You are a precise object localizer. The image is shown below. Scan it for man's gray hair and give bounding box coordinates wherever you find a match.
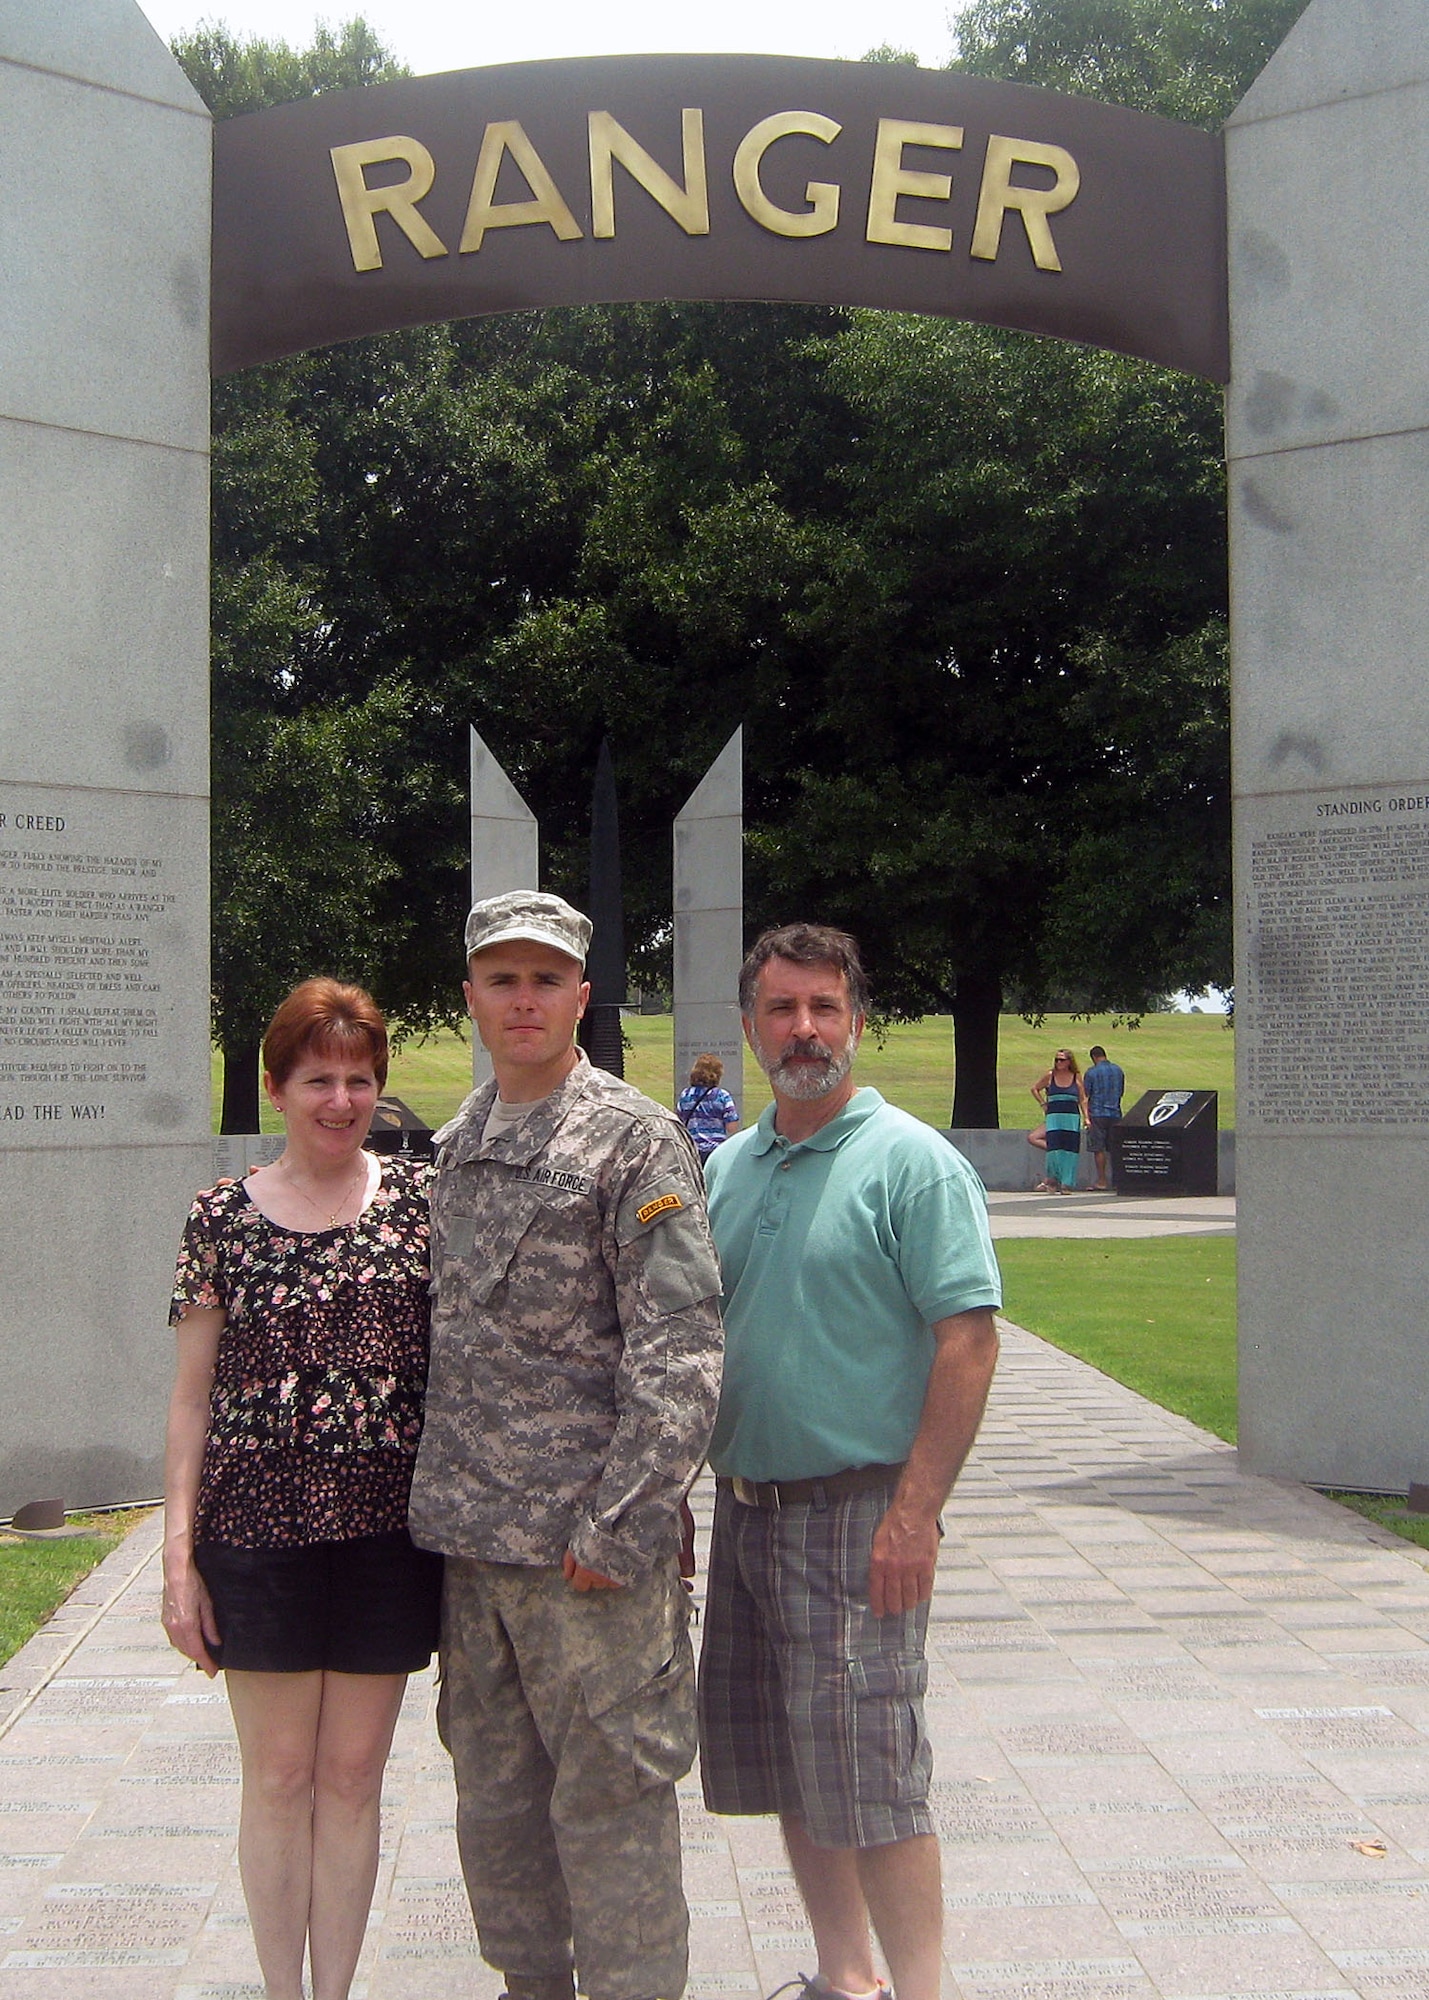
[737,923,871,1017]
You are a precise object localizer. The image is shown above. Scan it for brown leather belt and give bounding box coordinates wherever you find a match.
[722,1462,905,1511]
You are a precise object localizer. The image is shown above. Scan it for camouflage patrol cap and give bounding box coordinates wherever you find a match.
[464,890,592,967]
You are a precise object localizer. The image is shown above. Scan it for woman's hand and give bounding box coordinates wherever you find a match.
[161,1554,221,1676]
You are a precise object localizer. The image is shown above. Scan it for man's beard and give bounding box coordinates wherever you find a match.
[751,1028,857,1101]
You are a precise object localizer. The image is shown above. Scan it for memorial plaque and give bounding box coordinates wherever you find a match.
[1118,1916,1300,1935]
[1050,1800,1193,1817]
[1196,1776,1346,1811]
[1158,1616,1280,1646]
[1272,1877,1429,1899]
[3,1880,210,1969]
[0,1754,122,1767]
[1241,787,1429,1132]
[932,1782,1054,1844]
[0,1795,103,1813]
[1218,1818,1376,1850]
[0,789,208,1146]
[1002,1723,1143,1756]
[937,1621,1054,1652]
[380,1877,480,1959]
[173,1987,265,1999]
[124,1741,240,1778]
[1110,1090,1219,1194]
[1255,1705,1423,1750]
[1337,1950,1429,1969]
[949,1955,1148,1997]
[946,1889,1099,1910]
[1092,1663,1226,1697]
[32,1675,175,1720]
[1092,1863,1283,1924]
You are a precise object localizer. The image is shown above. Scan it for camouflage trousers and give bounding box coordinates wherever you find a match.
[437,1553,696,2000]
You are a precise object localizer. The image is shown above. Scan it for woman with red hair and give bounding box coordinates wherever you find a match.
[161,978,440,2000]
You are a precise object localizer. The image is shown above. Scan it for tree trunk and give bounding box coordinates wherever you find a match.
[951,972,1002,1129]
[220,1038,262,1134]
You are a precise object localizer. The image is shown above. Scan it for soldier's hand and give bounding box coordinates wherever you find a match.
[562,1549,622,1591]
[868,1506,939,1618]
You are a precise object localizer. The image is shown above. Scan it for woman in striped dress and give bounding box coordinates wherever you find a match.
[1031,1049,1088,1192]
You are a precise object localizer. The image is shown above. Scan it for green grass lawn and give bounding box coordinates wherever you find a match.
[0,1511,151,1668]
[995,1236,1238,1444]
[211,1009,1236,1135]
[1323,1492,1429,1553]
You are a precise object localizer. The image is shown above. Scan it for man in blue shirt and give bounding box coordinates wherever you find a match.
[1084,1044,1126,1190]
[698,923,1001,2000]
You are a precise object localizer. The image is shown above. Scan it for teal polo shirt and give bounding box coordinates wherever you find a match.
[704,1087,1002,1482]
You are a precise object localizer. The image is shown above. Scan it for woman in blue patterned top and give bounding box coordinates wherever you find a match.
[677,1052,740,1162]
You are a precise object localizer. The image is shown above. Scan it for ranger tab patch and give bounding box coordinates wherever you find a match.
[636,1192,684,1225]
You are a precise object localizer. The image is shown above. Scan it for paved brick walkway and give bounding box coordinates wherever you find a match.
[985,1192,1236,1240]
[5,1318,1429,2000]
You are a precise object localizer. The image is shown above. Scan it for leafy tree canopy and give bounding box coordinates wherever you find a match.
[178,8,1263,1128]
[951,0,1311,127]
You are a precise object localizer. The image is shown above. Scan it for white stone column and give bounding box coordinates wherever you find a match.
[1227,0,1429,1488]
[673,729,744,1120]
[469,726,538,1087]
[0,3,212,1513]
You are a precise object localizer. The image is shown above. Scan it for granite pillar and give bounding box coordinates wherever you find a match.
[673,729,744,1120]
[579,738,627,1077]
[0,2,212,1514]
[468,725,538,1088]
[1227,0,1429,1488]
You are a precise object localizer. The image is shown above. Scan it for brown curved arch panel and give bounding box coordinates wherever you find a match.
[211,53,1227,381]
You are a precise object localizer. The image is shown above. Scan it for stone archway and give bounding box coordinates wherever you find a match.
[2,0,1422,1514]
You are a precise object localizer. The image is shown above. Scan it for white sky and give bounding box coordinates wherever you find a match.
[135,0,964,77]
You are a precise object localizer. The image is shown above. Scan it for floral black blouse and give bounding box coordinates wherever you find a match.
[170,1156,433,1549]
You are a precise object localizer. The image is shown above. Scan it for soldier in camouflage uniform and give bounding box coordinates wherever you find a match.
[408,891,723,2000]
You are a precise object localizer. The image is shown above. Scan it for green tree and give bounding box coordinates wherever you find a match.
[950,0,1311,126]
[179,8,1272,1133]
[747,315,1231,1124]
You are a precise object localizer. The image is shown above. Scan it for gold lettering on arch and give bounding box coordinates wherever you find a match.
[460,121,583,253]
[732,112,842,238]
[330,136,449,271]
[971,135,1080,270]
[588,109,709,237]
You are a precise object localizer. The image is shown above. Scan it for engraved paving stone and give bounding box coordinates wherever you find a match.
[2,1881,212,1968]
[379,1877,481,1959]
[28,1677,176,1720]
[932,1781,1055,1845]
[1255,1707,1428,1751]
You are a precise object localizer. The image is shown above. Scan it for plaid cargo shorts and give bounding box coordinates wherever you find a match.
[697,1478,934,1848]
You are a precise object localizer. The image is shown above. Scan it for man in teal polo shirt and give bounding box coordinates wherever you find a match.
[698,923,1001,2000]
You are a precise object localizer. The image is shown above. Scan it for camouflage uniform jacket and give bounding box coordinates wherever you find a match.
[408,1052,724,1585]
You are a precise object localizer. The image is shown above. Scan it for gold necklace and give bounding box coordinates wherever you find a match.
[280,1155,367,1227]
